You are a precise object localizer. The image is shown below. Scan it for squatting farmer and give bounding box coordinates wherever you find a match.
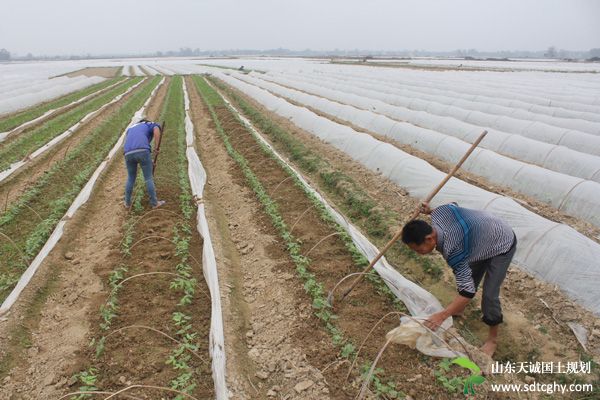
[401,202,517,357]
[123,119,165,209]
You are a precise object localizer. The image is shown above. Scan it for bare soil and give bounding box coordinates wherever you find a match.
[70,77,213,398]
[66,67,121,78]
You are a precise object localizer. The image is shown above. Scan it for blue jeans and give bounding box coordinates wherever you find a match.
[124,150,158,207]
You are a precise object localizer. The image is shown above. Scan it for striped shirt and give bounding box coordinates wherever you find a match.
[431,203,515,298]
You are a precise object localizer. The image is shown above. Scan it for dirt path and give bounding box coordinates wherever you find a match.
[0,78,169,399]
[188,76,332,399]
[0,78,149,210]
[66,67,121,78]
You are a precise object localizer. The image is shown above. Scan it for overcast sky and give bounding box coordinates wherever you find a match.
[1,0,599,56]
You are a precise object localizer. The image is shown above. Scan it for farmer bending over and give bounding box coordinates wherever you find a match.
[401,202,517,357]
[123,119,165,209]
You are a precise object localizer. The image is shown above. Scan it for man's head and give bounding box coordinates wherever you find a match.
[401,220,437,255]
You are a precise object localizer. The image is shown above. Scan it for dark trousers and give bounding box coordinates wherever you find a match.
[469,234,517,326]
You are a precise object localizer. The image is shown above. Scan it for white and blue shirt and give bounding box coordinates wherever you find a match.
[431,203,515,298]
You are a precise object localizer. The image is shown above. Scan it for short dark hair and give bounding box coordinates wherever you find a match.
[401,220,432,245]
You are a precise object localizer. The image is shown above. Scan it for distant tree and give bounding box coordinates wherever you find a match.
[590,48,600,58]
[544,46,557,58]
[0,48,10,60]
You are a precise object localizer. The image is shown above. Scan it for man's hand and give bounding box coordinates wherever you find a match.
[419,202,433,215]
[424,310,449,331]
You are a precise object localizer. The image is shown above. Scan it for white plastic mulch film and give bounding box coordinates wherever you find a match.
[215,72,600,317]
[182,80,228,399]
[0,79,146,184]
[0,75,105,116]
[209,80,462,358]
[0,78,165,316]
[255,71,600,182]
[0,79,125,143]
[232,72,600,227]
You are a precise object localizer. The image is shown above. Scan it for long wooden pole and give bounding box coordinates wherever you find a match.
[152,121,165,175]
[335,130,488,304]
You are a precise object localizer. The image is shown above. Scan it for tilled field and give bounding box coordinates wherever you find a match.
[0,73,598,400]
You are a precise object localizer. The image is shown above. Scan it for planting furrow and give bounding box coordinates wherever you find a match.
[69,76,213,399]
[0,77,144,179]
[192,75,463,398]
[0,77,125,143]
[0,77,161,304]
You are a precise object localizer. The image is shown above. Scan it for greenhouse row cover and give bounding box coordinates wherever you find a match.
[216,71,600,316]
[403,59,600,74]
[259,71,600,183]
[324,70,600,124]
[236,72,600,227]
[0,75,105,116]
[284,71,600,157]
[319,72,600,133]
[339,66,600,104]
[318,67,600,114]
[270,72,600,180]
[0,75,98,101]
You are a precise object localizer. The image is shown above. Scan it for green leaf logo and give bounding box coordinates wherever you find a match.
[452,356,485,395]
[452,356,481,373]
